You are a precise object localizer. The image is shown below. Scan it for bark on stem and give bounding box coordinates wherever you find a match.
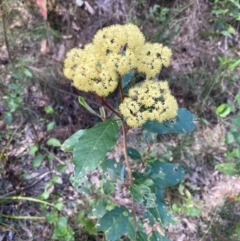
[121,121,132,182]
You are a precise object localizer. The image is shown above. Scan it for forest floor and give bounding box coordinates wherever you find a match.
[0,0,240,240]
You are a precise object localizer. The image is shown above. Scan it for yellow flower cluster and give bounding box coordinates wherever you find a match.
[63,24,172,96]
[119,80,178,127]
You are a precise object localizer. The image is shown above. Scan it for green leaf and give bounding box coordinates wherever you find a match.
[212,9,229,15]
[216,103,233,118]
[122,70,134,88]
[125,218,145,240]
[183,152,195,162]
[143,108,197,134]
[46,137,61,147]
[102,180,115,195]
[61,129,85,152]
[215,162,240,176]
[52,175,63,184]
[150,231,170,241]
[227,147,240,159]
[220,30,232,38]
[130,183,156,208]
[47,121,56,131]
[236,222,240,235]
[148,188,172,225]
[33,154,44,167]
[225,132,235,144]
[57,164,67,172]
[100,159,123,175]
[228,58,240,70]
[24,68,33,78]
[235,91,240,106]
[52,217,74,240]
[183,206,201,217]
[143,130,157,144]
[78,96,101,117]
[4,112,12,124]
[136,231,148,241]
[46,212,58,224]
[107,168,117,181]
[85,219,97,235]
[55,202,64,211]
[92,199,107,218]
[47,152,55,161]
[232,115,240,128]
[97,207,130,241]
[232,131,240,144]
[44,106,54,114]
[125,219,135,240]
[29,145,39,156]
[73,120,118,178]
[127,147,141,160]
[146,161,185,189]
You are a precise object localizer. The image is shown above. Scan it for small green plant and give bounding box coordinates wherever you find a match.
[211,0,240,38]
[215,90,240,176]
[172,184,202,217]
[61,24,196,240]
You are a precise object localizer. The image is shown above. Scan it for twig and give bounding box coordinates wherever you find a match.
[1,2,12,63]
[97,96,122,118]
[0,171,51,198]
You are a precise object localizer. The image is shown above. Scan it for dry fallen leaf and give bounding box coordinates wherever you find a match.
[36,0,48,20]
[0,120,6,131]
[53,43,66,62]
[84,1,95,15]
[40,39,49,55]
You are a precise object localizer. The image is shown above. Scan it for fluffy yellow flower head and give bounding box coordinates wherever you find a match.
[63,23,173,97]
[93,23,145,76]
[136,43,172,78]
[119,80,178,127]
[63,44,118,96]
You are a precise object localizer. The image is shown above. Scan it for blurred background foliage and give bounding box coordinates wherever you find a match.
[0,0,239,240]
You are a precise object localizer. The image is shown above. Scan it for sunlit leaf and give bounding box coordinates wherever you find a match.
[61,129,85,152]
[44,106,54,114]
[52,175,62,184]
[78,96,101,118]
[47,121,56,131]
[215,162,240,176]
[29,145,39,156]
[216,103,234,118]
[46,137,61,147]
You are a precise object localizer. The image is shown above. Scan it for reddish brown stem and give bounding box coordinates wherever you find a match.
[97,96,122,118]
